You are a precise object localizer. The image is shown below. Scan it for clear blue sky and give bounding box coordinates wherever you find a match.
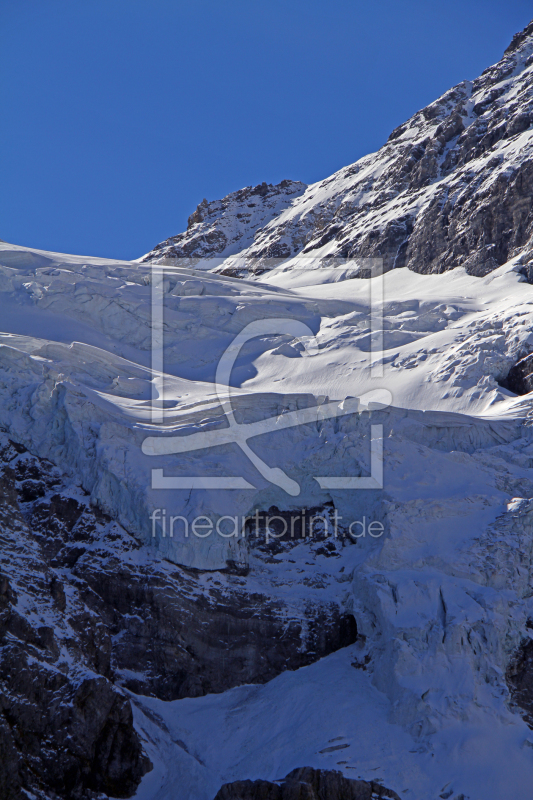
[1,1,532,260]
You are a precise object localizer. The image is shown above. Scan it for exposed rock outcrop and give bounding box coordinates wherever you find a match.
[502,352,533,395]
[75,555,358,701]
[0,432,359,796]
[141,179,307,265]
[0,440,151,800]
[140,18,533,281]
[213,767,401,800]
[507,633,533,727]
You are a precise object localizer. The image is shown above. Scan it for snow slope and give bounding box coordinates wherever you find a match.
[131,644,533,800]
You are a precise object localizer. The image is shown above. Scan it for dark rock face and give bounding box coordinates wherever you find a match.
[75,554,358,701]
[0,662,147,799]
[502,353,533,395]
[213,767,401,800]
[0,433,359,796]
[0,441,151,799]
[506,635,533,726]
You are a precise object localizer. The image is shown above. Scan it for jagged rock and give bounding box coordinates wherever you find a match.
[141,179,307,264]
[213,767,401,800]
[0,443,150,799]
[0,656,149,799]
[160,18,533,280]
[507,634,533,727]
[503,353,533,395]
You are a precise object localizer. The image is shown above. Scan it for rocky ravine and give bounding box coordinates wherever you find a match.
[143,19,533,281]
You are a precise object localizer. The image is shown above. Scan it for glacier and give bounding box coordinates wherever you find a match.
[4,16,533,800]
[3,235,533,799]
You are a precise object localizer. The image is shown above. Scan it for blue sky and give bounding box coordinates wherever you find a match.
[1,1,532,260]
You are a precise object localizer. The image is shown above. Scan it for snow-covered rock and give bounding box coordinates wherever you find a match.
[207,20,533,280]
[3,240,533,799]
[140,179,307,266]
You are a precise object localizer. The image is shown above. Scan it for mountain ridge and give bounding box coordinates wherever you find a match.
[143,17,533,282]
[140,179,306,265]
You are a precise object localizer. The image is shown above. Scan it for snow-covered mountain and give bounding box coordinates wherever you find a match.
[143,20,533,282]
[234,19,533,281]
[141,179,306,266]
[3,17,533,800]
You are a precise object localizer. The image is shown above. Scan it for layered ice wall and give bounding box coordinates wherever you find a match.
[1,241,532,570]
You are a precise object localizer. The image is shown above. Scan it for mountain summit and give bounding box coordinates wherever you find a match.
[144,18,533,281]
[141,179,306,264]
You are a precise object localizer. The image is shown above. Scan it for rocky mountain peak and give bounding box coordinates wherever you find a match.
[504,17,533,55]
[141,178,307,265]
[146,18,533,282]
